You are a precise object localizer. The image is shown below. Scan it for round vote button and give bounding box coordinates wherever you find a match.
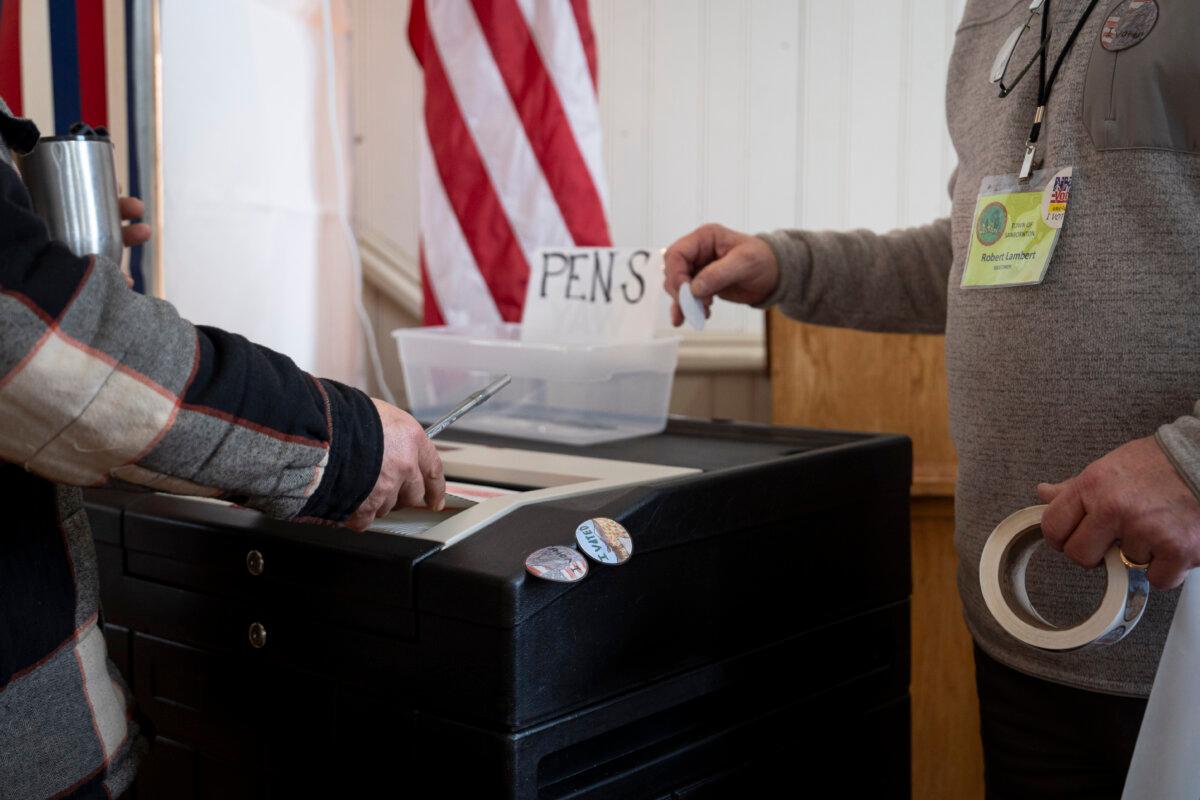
[525,545,589,583]
[575,517,633,565]
[1100,0,1157,52]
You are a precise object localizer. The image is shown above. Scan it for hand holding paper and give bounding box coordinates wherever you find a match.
[347,399,446,531]
[662,223,780,327]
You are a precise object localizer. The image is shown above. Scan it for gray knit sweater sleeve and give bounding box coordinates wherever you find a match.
[756,217,954,334]
[1157,404,1200,501]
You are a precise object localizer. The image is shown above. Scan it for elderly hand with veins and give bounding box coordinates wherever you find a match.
[1038,435,1200,590]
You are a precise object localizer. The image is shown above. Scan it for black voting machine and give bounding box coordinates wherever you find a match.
[88,419,913,798]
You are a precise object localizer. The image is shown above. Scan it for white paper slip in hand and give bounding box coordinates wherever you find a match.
[678,282,706,331]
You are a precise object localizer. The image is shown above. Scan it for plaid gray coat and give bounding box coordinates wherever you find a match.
[0,101,383,799]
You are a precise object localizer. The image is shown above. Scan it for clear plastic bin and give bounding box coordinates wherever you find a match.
[393,323,680,446]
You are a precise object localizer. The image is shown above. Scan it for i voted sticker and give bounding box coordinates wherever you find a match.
[1040,167,1073,230]
[525,545,589,582]
[1100,0,1157,51]
[575,518,633,565]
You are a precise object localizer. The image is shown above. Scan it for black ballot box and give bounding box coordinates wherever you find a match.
[89,419,913,799]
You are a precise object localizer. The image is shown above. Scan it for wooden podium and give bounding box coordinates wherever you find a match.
[769,312,984,800]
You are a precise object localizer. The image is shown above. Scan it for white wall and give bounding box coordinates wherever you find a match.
[161,0,364,386]
[353,0,966,345]
[592,0,965,332]
[352,0,424,314]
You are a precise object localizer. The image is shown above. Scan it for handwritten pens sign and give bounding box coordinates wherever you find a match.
[520,248,664,344]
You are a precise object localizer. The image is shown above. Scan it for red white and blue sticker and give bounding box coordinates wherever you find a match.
[1040,167,1073,230]
[575,518,633,565]
[1100,0,1157,51]
[525,545,589,582]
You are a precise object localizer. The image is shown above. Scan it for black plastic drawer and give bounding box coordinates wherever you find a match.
[115,494,436,638]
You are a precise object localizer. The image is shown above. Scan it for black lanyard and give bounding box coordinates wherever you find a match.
[1019,0,1101,178]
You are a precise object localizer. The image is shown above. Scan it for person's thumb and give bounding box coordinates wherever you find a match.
[690,248,753,299]
[1037,480,1067,503]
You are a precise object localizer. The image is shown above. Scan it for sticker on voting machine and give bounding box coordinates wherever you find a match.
[521,248,664,344]
[961,167,1073,289]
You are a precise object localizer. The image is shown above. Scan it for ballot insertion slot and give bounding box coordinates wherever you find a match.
[367,439,698,547]
[366,479,525,537]
[156,441,695,547]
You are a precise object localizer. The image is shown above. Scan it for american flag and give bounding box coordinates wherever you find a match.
[0,0,150,292]
[408,0,611,326]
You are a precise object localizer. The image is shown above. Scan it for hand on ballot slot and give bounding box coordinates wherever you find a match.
[662,223,780,327]
[345,399,447,531]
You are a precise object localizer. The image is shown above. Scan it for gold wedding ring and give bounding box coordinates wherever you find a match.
[1119,548,1151,571]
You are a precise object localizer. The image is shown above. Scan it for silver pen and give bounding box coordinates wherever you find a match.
[423,375,512,439]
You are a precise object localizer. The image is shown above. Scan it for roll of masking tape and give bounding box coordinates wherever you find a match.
[979,505,1150,651]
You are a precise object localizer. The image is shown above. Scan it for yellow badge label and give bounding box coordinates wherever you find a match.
[961,167,1072,289]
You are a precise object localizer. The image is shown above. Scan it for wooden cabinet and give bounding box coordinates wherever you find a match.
[769,312,984,800]
[769,316,955,497]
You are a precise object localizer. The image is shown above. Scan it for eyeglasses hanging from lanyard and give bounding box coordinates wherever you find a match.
[990,0,1051,97]
[989,0,1101,179]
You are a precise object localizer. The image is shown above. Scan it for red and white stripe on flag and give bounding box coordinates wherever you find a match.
[0,0,119,135]
[0,0,131,184]
[408,0,611,326]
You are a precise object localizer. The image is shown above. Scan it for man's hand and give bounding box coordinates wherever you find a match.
[662,223,779,327]
[120,197,151,247]
[345,399,446,531]
[1038,436,1200,590]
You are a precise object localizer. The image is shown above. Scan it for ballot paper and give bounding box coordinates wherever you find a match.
[520,247,665,344]
[442,480,517,505]
[677,281,706,331]
[1122,572,1200,800]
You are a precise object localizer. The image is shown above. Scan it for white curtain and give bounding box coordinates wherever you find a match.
[161,0,363,387]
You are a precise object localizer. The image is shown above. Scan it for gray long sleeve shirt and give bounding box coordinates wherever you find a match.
[760,0,1200,696]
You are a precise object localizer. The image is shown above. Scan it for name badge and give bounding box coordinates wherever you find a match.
[961,167,1073,289]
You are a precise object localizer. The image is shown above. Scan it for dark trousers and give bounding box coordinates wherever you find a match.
[974,644,1149,800]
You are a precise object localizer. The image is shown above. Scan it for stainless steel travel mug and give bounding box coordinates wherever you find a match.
[18,126,123,265]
